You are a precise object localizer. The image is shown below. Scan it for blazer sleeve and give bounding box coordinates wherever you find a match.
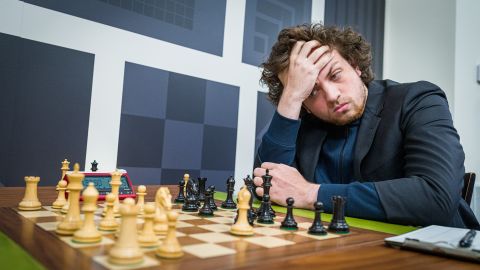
[374,81,465,226]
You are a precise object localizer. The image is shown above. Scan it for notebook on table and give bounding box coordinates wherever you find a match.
[385,225,480,262]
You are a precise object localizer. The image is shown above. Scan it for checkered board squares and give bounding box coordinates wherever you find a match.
[183,243,236,258]
[17,203,350,270]
[94,255,159,270]
[117,65,240,189]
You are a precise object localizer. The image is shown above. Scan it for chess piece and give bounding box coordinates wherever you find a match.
[154,187,171,235]
[90,160,98,172]
[136,185,146,216]
[156,210,184,259]
[103,169,122,217]
[221,176,237,209]
[257,194,274,224]
[52,179,68,209]
[230,186,254,236]
[182,178,199,212]
[174,179,185,203]
[73,182,102,243]
[208,185,218,211]
[18,176,42,211]
[138,202,159,248]
[60,159,70,179]
[308,202,327,235]
[197,177,207,202]
[99,193,119,231]
[259,170,275,217]
[328,196,349,233]
[61,190,70,214]
[108,198,144,265]
[280,197,298,230]
[198,188,214,216]
[243,175,257,225]
[56,163,84,235]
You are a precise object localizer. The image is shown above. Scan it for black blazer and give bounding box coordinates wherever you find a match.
[259,80,479,229]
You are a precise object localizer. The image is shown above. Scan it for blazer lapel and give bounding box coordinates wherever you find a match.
[353,81,385,180]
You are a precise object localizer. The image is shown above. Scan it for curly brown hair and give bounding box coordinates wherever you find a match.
[261,23,374,106]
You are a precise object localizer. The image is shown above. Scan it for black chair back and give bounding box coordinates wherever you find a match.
[462,172,476,206]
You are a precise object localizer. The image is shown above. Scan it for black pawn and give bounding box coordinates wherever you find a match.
[308,202,327,235]
[90,160,98,172]
[280,197,298,230]
[197,177,207,202]
[257,194,274,224]
[174,180,185,203]
[208,185,218,211]
[221,176,237,209]
[328,196,349,233]
[198,188,214,216]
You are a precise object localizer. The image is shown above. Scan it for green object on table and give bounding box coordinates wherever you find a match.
[214,191,417,235]
[0,230,46,270]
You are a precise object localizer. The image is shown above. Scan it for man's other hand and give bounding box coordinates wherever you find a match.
[253,162,319,210]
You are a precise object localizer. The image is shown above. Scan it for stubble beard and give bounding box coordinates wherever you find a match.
[330,84,368,126]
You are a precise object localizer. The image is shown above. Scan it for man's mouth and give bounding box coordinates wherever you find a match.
[334,103,349,113]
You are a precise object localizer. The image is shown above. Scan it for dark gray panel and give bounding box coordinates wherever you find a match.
[161,169,200,185]
[117,114,164,167]
[120,166,162,185]
[122,62,168,119]
[324,0,385,79]
[201,125,236,171]
[0,33,94,186]
[255,92,276,155]
[200,170,234,192]
[162,120,203,170]
[243,0,312,66]
[204,81,239,128]
[25,0,226,56]
[166,72,206,123]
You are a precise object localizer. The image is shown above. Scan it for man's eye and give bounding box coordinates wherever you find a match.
[331,72,341,81]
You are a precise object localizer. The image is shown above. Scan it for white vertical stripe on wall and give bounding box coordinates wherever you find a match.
[85,55,125,171]
[312,0,325,23]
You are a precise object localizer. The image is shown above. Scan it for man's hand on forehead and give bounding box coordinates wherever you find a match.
[276,40,334,120]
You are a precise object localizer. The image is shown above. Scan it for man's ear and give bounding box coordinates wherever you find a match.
[355,66,362,77]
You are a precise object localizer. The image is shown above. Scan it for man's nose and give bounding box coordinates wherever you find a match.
[323,84,340,103]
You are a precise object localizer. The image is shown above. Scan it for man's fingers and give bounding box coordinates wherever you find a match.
[297,40,321,59]
[314,51,334,73]
[255,187,264,197]
[290,41,306,61]
[261,162,277,170]
[306,45,329,64]
[253,167,266,178]
[253,176,263,187]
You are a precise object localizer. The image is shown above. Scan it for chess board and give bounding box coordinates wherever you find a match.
[12,202,355,270]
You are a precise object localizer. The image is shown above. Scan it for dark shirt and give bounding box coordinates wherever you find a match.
[258,111,386,221]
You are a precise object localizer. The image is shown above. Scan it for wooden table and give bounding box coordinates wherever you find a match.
[0,186,478,270]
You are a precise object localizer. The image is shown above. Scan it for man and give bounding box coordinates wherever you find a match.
[254,23,479,228]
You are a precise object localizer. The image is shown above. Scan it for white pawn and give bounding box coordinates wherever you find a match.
[230,185,254,236]
[155,210,183,258]
[18,176,42,211]
[73,183,102,243]
[138,203,159,248]
[99,193,119,232]
[52,180,68,209]
[108,198,144,265]
[136,185,147,216]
